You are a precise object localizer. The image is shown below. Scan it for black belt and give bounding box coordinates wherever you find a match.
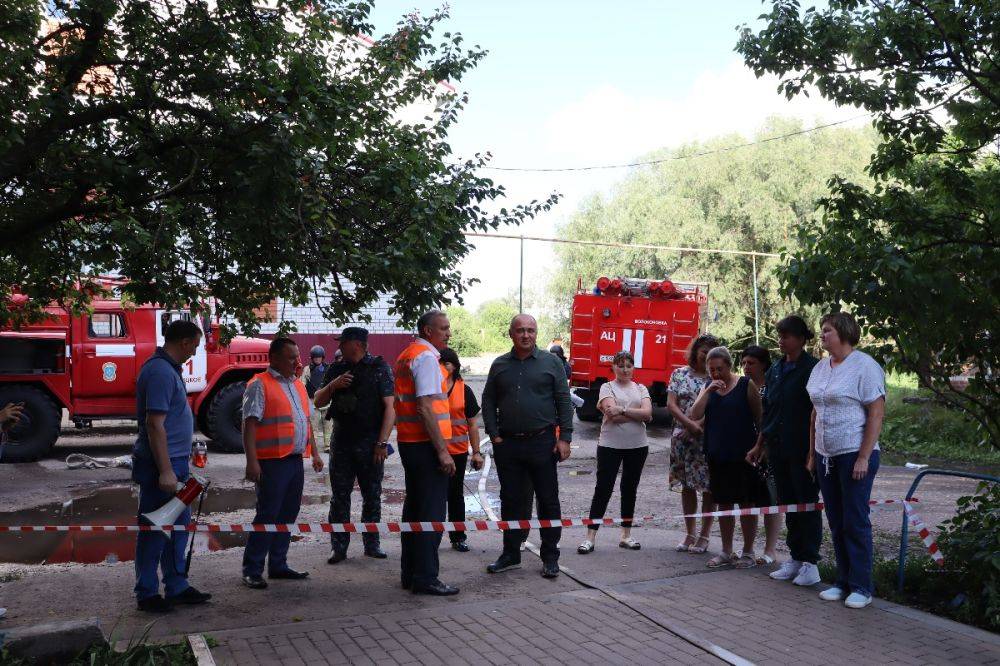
[500,426,553,439]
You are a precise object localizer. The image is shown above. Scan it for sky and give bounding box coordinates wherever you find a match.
[366,1,860,309]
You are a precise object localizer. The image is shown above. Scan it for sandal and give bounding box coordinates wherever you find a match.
[619,537,641,551]
[688,535,709,555]
[675,534,695,552]
[707,552,734,568]
[577,540,595,554]
[733,552,757,569]
[756,553,776,566]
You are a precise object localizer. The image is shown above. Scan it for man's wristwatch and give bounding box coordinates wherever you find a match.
[375,441,388,449]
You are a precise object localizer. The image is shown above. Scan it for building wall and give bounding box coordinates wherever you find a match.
[259,292,414,363]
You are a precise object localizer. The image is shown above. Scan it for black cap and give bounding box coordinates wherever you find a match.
[336,327,368,343]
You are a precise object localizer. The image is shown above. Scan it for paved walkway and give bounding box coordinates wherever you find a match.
[207,529,1000,666]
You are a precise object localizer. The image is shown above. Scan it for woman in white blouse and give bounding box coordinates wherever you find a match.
[577,351,652,554]
[806,312,885,610]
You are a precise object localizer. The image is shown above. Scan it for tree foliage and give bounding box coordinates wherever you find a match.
[0,0,556,335]
[550,117,877,345]
[738,0,1000,447]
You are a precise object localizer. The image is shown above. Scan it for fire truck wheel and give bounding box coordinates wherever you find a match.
[207,381,246,453]
[0,384,61,463]
[574,388,603,422]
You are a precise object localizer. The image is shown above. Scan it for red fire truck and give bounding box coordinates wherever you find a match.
[0,287,271,462]
[569,276,708,421]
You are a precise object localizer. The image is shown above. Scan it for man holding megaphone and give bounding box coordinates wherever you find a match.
[132,319,213,613]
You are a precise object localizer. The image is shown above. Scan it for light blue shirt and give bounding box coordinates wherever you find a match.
[242,368,309,454]
[806,350,885,457]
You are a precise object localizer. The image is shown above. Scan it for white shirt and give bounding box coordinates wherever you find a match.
[598,381,650,450]
[806,350,885,457]
[410,338,445,398]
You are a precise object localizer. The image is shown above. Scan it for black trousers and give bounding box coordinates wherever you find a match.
[328,441,384,553]
[588,446,649,529]
[399,442,448,587]
[770,455,822,564]
[446,452,469,543]
[494,429,561,564]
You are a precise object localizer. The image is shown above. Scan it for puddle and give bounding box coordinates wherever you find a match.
[0,485,325,566]
[379,486,500,517]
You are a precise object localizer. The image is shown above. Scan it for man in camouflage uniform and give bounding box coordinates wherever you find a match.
[301,345,332,452]
[313,327,395,562]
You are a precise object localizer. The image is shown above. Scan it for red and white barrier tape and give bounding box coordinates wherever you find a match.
[680,497,916,519]
[903,501,945,567]
[0,517,622,534]
[0,498,921,534]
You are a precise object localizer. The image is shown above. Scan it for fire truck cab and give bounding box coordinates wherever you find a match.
[0,288,271,462]
[569,276,707,421]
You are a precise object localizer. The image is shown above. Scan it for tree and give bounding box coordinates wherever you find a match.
[444,304,482,357]
[0,0,556,335]
[738,1,1000,447]
[550,117,878,345]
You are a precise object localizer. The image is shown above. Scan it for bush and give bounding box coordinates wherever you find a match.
[937,481,1000,630]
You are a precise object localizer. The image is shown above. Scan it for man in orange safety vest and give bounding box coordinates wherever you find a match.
[240,337,324,590]
[394,309,458,596]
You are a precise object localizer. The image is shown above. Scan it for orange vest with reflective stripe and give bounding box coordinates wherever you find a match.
[394,341,452,443]
[447,378,470,455]
[247,371,312,460]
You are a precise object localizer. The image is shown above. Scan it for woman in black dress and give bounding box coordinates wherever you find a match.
[689,347,766,568]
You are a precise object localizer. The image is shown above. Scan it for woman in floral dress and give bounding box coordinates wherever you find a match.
[667,334,719,553]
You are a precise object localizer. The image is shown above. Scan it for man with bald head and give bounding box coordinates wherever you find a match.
[481,314,573,578]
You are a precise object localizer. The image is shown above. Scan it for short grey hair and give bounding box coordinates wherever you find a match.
[706,346,733,367]
[508,313,537,333]
[416,309,446,337]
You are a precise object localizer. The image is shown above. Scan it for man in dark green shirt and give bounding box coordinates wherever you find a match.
[482,314,572,578]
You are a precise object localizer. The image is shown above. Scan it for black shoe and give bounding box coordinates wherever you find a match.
[401,579,412,590]
[486,554,521,574]
[451,541,471,553]
[269,568,309,580]
[166,586,212,605]
[327,549,347,564]
[541,562,560,579]
[364,546,387,559]
[412,580,459,596]
[137,595,174,613]
[242,575,268,590]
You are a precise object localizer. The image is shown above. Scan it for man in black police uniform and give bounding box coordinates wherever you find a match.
[313,327,395,563]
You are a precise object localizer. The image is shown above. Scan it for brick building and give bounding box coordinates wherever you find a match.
[258,292,413,363]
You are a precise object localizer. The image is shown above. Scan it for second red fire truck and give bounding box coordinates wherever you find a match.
[569,276,708,421]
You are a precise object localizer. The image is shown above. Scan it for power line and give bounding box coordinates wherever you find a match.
[465,232,780,259]
[475,113,872,173]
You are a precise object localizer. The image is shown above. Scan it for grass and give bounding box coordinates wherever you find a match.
[880,372,1000,468]
[1,642,195,666]
[818,554,998,632]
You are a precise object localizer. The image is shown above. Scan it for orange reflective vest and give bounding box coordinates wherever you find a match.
[447,378,470,455]
[247,371,312,460]
[394,341,452,443]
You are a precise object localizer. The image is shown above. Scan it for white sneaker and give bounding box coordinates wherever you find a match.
[844,592,872,609]
[0,607,6,620]
[819,586,846,601]
[769,559,802,581]
[793,562,821,586]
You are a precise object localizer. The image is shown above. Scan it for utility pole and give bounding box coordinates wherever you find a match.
[519,235,524,313]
